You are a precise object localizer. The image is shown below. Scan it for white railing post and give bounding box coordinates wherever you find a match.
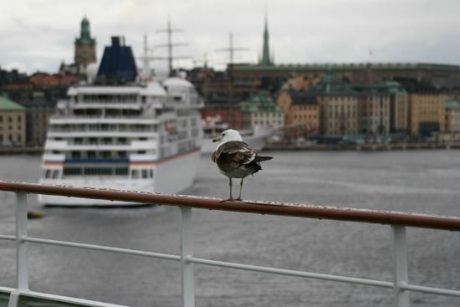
[8,192,29,307]
[180,207,195,307]
[392,225,410,307]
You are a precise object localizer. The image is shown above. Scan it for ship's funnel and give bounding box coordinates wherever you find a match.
[96,36,138,84]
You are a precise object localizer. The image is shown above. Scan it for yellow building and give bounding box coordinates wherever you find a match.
[408,94,446,137]
[277,90,319,140]
[0,96,26,146]
[319,95,358,136]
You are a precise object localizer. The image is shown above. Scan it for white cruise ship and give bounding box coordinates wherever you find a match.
[39,37,203,205]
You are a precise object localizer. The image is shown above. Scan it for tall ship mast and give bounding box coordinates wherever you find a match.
[39,36,203,206]
[156,18,189,76]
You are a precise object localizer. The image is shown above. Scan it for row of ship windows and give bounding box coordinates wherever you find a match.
[51,137,152,144]
[43,168,154,178]
[49,124,158,132]
[74,95,168,103]
[66,150,154,159]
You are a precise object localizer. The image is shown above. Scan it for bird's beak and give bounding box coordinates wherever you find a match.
[212,136,222,143]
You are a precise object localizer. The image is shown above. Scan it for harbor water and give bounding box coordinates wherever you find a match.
[0,150,459,306]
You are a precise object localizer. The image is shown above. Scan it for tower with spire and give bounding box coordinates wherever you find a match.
[74,16,97,74]
[259,11,273,66]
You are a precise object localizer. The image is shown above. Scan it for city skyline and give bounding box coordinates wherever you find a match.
[1,0,460,73]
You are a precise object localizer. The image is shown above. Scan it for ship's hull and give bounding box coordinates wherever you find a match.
[38,150,200,206]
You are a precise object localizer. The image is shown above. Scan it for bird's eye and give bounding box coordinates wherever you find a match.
[222,133,226,136]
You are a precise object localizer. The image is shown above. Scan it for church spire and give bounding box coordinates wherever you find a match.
[259,9,273,66]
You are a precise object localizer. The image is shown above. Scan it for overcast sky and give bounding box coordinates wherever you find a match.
[1,0,460,74]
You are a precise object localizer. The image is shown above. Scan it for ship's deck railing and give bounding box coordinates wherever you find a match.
[0,181,459,307]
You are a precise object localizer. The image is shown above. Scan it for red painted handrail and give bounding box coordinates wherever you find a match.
[1,181,459,231]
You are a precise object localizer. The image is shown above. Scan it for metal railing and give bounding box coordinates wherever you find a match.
[0,181,459,307]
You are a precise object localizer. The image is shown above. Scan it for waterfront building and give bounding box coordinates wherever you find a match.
[240,93,283,129]
[408,93,447,137]
[353,84,391,137]
[17,92,55,146]
[29,72,79,89]
[277,90,319,140]
[443,99,460,138]
[0,96,26,146]
[281,75,315,92]
[0,68,28,88]
[74,16,97,75]
[386,81,409,134]
[309,71,359,137]
[232,63,460,94]
[318,96,359,137]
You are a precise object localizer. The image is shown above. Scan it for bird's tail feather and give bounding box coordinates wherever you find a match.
[254,155,273,162]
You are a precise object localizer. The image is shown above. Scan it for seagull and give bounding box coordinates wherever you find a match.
[211,129,273,201]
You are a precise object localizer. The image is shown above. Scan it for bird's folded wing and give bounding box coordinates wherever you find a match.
[212,141,256,164]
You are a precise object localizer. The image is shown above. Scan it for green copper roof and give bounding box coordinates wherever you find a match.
[240,93,281,113]
[0,96,25,111]
[385,81,407,94]
[75,16,96,44]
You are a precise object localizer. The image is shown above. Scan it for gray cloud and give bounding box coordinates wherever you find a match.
[1,0,459,73]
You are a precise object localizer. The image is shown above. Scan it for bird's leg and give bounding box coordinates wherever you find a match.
[236,178,244,201]
[219,177,235,203]
[229,177,233,200]
[220,177,234,202]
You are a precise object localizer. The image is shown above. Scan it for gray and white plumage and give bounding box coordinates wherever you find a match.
[211,129,272,200]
